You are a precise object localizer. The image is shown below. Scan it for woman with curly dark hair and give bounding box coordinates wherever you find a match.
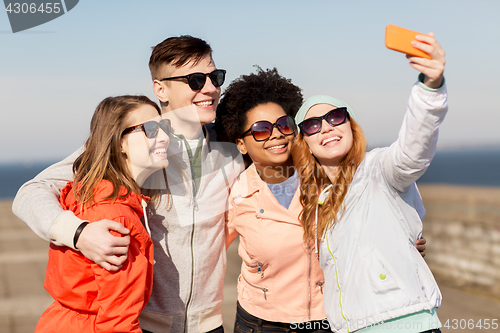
[216,67,331,333]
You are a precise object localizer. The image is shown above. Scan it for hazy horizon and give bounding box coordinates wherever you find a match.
[1,1,499,164]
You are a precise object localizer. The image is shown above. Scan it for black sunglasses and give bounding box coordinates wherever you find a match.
[159,69,226,91]
[241,115,296,142]
[298,107,349,136]
[122,119,172,139]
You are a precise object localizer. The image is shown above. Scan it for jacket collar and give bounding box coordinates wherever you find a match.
[167,125,207,157]
[233,163,302,226]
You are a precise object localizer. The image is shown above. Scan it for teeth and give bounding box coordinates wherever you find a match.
[195,100,213,107]
[154,148,167,154]
[322,136,340,146]
[266,144,286,151]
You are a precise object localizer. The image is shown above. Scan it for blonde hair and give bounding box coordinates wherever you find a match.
[292,118,366,245]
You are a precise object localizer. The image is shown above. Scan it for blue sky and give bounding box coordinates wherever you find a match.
[1,0,499,163]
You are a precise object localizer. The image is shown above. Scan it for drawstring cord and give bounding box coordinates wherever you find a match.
[141,199,151,237]
[315,184,333,254]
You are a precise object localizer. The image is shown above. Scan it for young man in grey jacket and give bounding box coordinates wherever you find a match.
[13,35,244,333]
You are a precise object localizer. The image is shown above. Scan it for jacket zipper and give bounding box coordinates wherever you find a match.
[326,232,350,332]
[308,245,312,320]
[247,262,264,278]
[241,274,269,300]
[183,140,202,333]
[183,199,197,333]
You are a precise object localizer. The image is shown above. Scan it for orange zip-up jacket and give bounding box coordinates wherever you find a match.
[35,180,154,333]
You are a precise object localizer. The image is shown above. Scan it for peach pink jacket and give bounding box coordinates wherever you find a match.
[226,164,326,323]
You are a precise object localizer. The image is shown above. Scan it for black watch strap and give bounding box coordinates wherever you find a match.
[73,222,89,249]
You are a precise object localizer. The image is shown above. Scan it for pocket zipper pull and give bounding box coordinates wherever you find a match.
[257,262,264,278]
[262,287,268,300]
[316,281,325,294]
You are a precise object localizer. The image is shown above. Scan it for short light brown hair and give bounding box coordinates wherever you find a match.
[149,35,213,80]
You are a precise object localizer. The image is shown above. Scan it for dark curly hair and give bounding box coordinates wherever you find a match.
[215,67,303,143]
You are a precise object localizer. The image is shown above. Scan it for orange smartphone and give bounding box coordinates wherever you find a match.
[385,24,431,59]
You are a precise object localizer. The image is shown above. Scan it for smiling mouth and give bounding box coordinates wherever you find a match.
[153,147,167,155]
[322,136,341,146]
[265,144,287,151]
[194,100,213,107]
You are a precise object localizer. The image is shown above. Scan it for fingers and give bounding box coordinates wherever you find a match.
[414,242,426,251]
[75,220,131,271]
[108,234,131,248]
[99,262,117,272]
[415,237,427,258]
[407,59,441,81]
[98,259,126,272]
[406,56,434,70]
[103,253,128,267]
[107,237,130,255]
[415,245,426,257]
[405,33,446,89]
[414,33,436,47]
[91,250,128,272]
[415,237,427,245]
[105,220,130,235]
[413,35,446,62]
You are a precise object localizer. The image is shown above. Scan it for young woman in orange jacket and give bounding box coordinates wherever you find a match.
[35,95,170,332]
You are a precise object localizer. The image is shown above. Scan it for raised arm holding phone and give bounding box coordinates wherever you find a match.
[292,31,447,333]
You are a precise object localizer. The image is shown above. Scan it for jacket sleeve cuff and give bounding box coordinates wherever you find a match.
[51,210,88,250]
[418,73,445,91]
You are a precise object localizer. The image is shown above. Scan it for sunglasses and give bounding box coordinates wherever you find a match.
[241,115,296,142]
[159,69,226,91]
[298,107,349,136]
[122,119,172,139]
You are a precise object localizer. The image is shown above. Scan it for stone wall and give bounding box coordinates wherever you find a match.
[419,184,500,298]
